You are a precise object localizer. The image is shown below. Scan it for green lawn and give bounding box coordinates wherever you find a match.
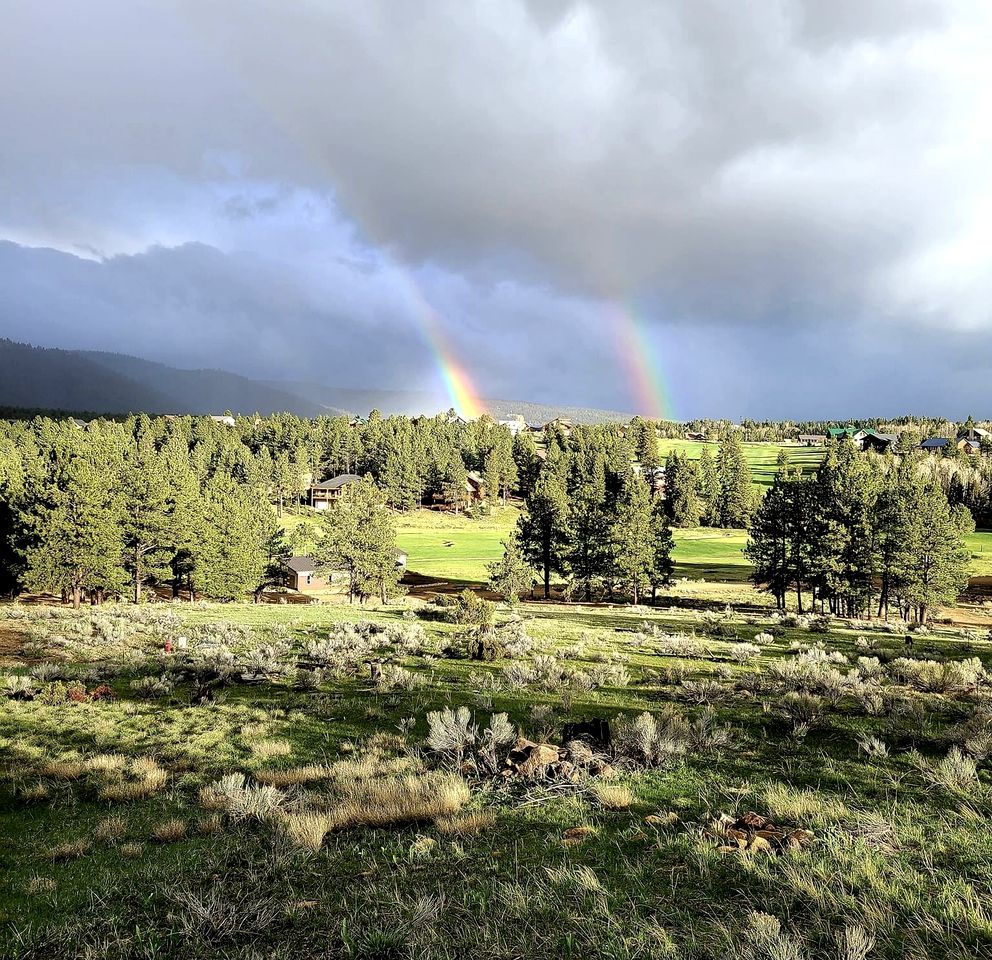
[656,439,825,488]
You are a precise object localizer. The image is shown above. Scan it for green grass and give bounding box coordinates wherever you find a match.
[5,598,992,958]
[656,439,825,488]
[966,531,992,578]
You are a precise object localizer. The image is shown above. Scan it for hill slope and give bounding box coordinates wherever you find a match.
[0,339,632,422]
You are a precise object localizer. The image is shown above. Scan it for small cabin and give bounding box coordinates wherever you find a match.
[284,557,326,592]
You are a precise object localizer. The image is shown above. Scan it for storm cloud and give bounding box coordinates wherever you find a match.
[1,1,990,417]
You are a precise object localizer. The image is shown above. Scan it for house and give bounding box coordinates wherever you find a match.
[283,556,326,592]
[958,438,982,456]
[210,415,236,427]
[465,471,486,501]
[797,434,826,446]
[309,473,362,510]
[921,437,951,453]
[827,426,858,440]
[685,431,707,442]
[856,430,897,453]
[498,416,526,436]
[394,548,408,570]
[543,417,573,437]
[71,418,89,430]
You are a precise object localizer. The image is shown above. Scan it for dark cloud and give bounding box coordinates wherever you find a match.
[0,1,989,416]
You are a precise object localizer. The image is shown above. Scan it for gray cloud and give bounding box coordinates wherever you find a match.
[1,1,990,416]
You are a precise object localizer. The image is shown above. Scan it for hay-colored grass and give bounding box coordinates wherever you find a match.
[435,810,496,837]
[279,810,333,852]
[97,758,168,801]
[327,772,469,830]
[253,764,332,787]
[764,784,848,826]
[250,739,292,759]
[592,782,634,810]
[151,818,187,843]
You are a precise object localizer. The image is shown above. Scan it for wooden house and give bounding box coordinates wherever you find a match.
[309,474,362,510]
[284,557,326,592]
[797,434,826,446]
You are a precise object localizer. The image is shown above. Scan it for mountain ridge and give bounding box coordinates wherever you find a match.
[0,338,634,423]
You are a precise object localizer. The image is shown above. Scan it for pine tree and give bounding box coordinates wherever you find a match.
[566,458,610,600]
[193,473,271,601]
[611,472,654,604]
[21,456,124,607]
[487,538,534,602]
[716,430,754,528]
[315,476,400,603]
[516,456,570,600]
[697,447,720,526]
[665,452,702,527]
[898,482,971,623]
[120,441,174,603]
[647,496,675,604]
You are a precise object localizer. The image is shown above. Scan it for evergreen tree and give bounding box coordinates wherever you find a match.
[647,496,675,604]
[194,474,271,601]
[487,537,534,602]
[516,456,570,599]
[610,472,655,604]
[716,430,754,528]
[120,441,174,603]
[665,452,702,527]
[21,456,124,607]
[566,459,610,601]
[898,483,971,623]
[697,447,720,526]
[315,476,400,603]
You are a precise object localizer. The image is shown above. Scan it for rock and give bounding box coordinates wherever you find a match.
[504,737,561,778]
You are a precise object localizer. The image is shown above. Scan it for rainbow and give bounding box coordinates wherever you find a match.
[398,276,486,419]
[610,304,673,421]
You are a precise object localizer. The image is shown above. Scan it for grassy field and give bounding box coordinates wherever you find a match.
[4,596,992,959]
[656,440,826,489]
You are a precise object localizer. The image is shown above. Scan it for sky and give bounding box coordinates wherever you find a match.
[2,0,991,420]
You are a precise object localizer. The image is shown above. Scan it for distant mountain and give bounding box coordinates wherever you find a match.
[0,339,327,417]
[268,381,634,424]
[0,338,632,423]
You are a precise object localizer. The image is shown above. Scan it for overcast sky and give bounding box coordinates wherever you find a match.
[2,0,991,419]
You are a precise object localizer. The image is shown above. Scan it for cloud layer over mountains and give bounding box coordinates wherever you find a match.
[2,1,990,417]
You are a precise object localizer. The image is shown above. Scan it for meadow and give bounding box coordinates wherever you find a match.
[5,440,992,959]
[4,595,992,959]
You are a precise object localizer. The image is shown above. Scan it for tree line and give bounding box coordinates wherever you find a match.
[746,441,973,623]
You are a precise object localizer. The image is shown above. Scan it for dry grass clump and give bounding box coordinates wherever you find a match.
[94,813,128,843]
[27,876,57,895]
[47,839,91,861]
[196,814,224,835]
[38,758,89,780]
[120,842,145,858]
[249,739,292,759]
[19,782,50,802]
[151,818,188,843]
[97,757,168,801]
[327,771,470,831]
[764,784,848,826]
[253,764,332,787]
[592,782,634,810]
[279,809,333,852]
[435,810,496,837]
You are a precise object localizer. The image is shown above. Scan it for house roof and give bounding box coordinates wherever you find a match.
[921,437,950,448]
[285,556,315,574]
[863,431,898,444]
[311,474,362,491]
[827,426,857,438]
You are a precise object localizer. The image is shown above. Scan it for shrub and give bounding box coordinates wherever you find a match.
[729,642,761,664]
[200,774,284,822]
[913,747,980,793]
